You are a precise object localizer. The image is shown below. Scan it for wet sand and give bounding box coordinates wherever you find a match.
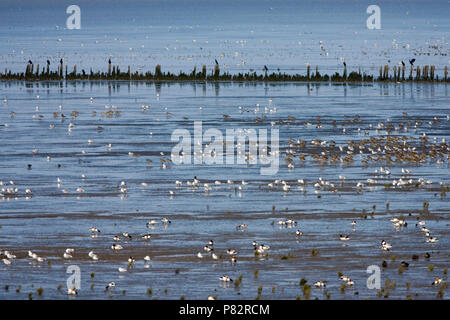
[0,81,449,299]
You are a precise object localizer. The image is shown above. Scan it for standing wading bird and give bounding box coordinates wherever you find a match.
[67,287,78,295]
[381,240,392,251]
[219,275,233,282]
[314,281,327,288]
[105,282,115,291]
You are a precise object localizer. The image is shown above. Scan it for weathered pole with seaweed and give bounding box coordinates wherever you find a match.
[383,65,389,80]
[214,63,220,78]
[202,65,207,78]
[155,64,162,78]
[423,65,428,80]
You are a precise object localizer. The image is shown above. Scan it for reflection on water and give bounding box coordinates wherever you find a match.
[2,80,448,99]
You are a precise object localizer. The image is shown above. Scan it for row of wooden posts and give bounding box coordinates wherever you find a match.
[378,64,447,81]
[8,61,450,82]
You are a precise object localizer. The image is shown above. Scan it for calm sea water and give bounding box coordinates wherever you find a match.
[0,0,449,75]
[0,0,449,300]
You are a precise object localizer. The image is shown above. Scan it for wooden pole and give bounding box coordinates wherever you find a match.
[202,65,206,78]
[155,64,162,77]
[214,63,220,77]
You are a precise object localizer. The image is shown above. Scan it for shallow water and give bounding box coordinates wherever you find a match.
[0,0,449,76]
[0,80,449,299]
